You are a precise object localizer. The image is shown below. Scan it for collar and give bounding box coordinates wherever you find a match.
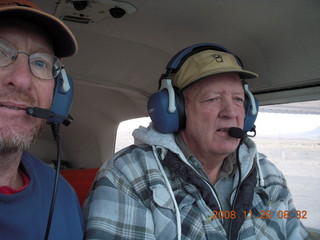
[174,132,238,182]
[0,167,30,195]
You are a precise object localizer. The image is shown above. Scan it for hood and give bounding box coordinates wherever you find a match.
[133,124,263,186]
[133,124,182,154]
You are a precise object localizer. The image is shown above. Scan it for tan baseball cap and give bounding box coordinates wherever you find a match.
[172,49,258,89]
[0,0,77,58]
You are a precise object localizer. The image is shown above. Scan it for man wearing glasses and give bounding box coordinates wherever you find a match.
[0,1,83,239]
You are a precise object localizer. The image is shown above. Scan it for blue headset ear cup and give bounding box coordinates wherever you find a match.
[147,88,185,133]
[49,71,74,124]
[148,90,179,133]
[243,96,259,132]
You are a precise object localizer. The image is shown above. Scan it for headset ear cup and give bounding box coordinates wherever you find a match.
[147,87,186,133]
[148,90,179,133]
[243,96,259,132]
[49,71,74,124]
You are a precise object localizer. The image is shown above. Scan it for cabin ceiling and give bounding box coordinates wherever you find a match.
[35,0,320,96]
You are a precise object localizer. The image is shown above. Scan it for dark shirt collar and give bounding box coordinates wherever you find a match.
[174,133,237,181]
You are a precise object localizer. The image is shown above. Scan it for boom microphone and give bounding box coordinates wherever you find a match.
[228,127,246,139]
[26,107,55,119]
[26,107,72,126]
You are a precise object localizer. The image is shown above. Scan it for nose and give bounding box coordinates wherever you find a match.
[3,54,33,90]
[218,97,238,119]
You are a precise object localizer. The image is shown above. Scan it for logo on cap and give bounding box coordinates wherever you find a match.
[211,54,223,63]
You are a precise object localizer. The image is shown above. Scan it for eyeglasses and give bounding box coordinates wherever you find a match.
[0,38,62,80]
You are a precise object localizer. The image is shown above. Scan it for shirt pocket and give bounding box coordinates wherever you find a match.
[150,184,174,210]
[149,184,177,240]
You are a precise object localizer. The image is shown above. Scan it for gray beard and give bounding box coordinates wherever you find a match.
[0,119,45,153]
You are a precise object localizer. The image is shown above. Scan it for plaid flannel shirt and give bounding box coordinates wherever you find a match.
[83,126,309,240]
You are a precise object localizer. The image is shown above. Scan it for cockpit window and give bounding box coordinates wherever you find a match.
[255,100,320,230]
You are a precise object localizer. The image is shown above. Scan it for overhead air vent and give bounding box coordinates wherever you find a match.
[54,0,137,24]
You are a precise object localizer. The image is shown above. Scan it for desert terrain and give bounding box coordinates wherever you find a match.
[254,136,320,229]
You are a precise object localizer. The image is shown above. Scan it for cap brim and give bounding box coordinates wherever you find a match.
[0,6,77,58]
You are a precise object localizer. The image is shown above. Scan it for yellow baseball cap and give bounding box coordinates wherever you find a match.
[172,49,258,89]
[0,0,77,58]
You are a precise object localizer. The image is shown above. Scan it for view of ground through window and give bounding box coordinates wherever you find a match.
[116,100,320,230]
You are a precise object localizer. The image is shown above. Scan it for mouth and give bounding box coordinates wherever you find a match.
[217,128,229,132]
[0,103,28,111]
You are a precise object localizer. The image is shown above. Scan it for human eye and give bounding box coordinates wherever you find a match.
[206,97,219,102]
[233,95,245,106]
[200,95,221,104]
[235,96,244,102]
[34,59,47,68]
[30,53,53,70]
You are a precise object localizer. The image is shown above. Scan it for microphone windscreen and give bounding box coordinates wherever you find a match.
[228,127,246,139]
[26,107,54,119]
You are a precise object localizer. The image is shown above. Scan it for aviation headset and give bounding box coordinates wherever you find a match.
[26,67,74,126]
[49,68,74,125]
[147,43,259,134]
